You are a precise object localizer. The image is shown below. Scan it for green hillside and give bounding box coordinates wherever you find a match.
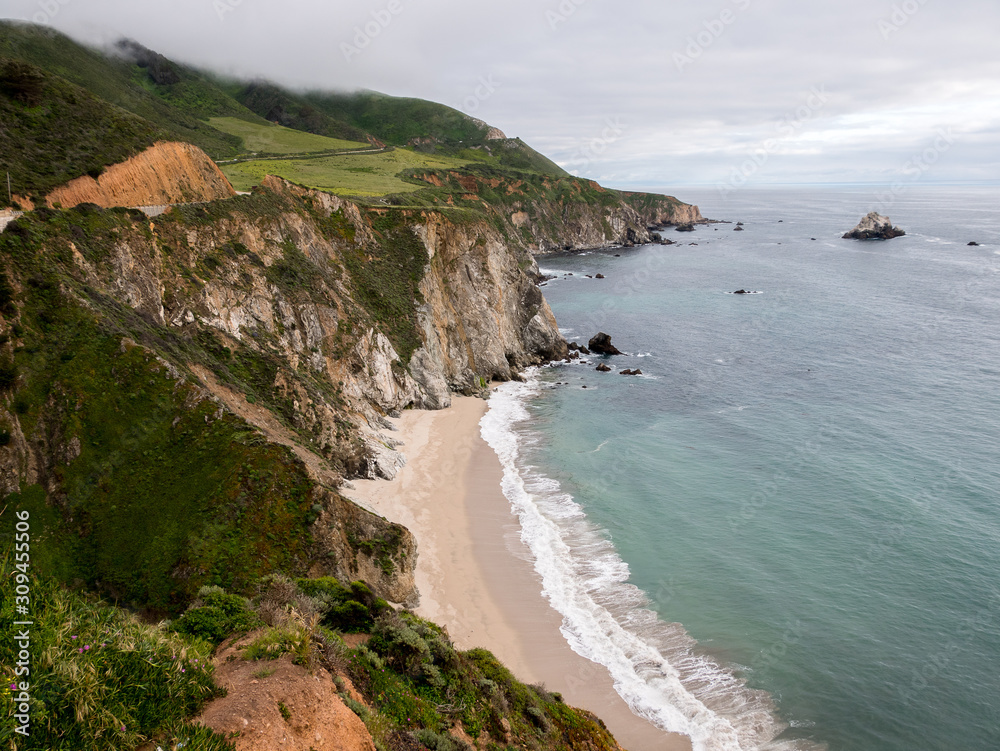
[224,79,372,144]
[0,21,248,158]
[0,58,167,203]
[220,148,473,196]
[300,90,491,146]
[233,81,570,177]
[208,116,369,155]
[0,20,569,200]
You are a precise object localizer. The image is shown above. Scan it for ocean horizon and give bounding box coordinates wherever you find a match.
[482,185,1000,751]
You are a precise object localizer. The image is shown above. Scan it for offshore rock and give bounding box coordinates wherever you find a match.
[843,211,906,240]
[588,332,623,356]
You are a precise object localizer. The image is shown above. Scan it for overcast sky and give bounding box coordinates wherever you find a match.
[3,0,998,193]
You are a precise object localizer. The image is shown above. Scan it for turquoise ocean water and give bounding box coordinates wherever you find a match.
[480,187,1000,751]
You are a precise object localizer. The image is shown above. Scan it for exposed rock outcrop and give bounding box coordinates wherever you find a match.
[842,211,905,240]
[45,141,236,209]
[409,171,703,253]
[588,332,623,356]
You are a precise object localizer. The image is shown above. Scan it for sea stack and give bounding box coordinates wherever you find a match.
[843,211,906,240]
[588,332,623,355]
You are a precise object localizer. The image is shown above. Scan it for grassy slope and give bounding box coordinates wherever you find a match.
[0,21,247,158]
[221,79,372,144]
[235,82,570,177]
[0,58,167,201]
[2,22,571,200]
[220,148,474,195]
[300,90,490,146]
[208,116,368,155]
[0,556,232,750]
[0,559,621,751]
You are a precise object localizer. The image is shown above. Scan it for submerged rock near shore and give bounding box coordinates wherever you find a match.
[843,211,906,240]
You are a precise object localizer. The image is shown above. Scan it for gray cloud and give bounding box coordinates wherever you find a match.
[3,0,998,189]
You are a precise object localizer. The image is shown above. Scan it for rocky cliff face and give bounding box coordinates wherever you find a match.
[1,151,700,610]
[0,175,572,607]
[410,170,704,253]
[45,141,236,209]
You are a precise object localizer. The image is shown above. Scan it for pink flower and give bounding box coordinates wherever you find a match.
[71,635,77,640]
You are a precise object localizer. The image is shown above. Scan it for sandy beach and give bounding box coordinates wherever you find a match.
[344,396,691,751]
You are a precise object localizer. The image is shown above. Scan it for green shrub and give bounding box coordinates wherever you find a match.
[0,271,15,315]
[342,696,370,720]
[413,728,472,751]
[0,360,16,390]
[0,557,226,751]
[241,620,317,666]
[173,589,260,644]
[173,605,231,643]
[369,613,431,677]
[154,722,237,751]
[296,577,390,632]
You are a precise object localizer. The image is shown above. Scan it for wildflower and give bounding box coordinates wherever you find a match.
[71,635,78,640]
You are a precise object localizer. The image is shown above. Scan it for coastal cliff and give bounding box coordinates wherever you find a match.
[0,173,572,610]
[411,169,704,252]
[0,23,704,751]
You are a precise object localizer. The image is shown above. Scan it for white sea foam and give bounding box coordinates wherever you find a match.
[481,371,820,751]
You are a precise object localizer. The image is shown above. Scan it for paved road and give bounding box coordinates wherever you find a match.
[215,145,391,165]
[0,202,204,233]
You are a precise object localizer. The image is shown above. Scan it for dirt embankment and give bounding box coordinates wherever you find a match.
[46,141,235,209]
[195,634,375,751]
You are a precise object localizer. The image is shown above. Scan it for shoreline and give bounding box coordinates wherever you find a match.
[344,396,691,751]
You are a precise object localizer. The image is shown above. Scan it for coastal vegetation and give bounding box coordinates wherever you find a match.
[220,148,474,196]
[208,116,369,156]
[0,20,700,751]
[0,58,166,202]
[1,558,622,751]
